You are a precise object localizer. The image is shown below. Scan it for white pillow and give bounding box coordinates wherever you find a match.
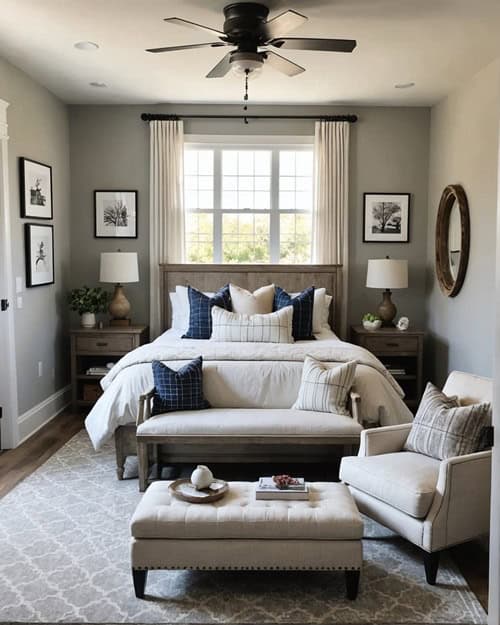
[169,292,187,332]
[323,294,333,328]
[291,288,331,333]
[211,305,294,343]
[292,356,357,415]
[230,283,275,315]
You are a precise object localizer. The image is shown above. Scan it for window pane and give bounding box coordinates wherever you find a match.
[280,213,312,264]
[222,213,270,263]
[222,149,271,210]
[279,149,314,213]
[184,150,214,211]
[186,213,214,263]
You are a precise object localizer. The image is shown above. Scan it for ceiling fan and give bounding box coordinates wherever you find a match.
[146,2,357,79]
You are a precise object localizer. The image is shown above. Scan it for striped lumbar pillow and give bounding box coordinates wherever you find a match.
[404,382,492,460]
[210,305,294,343]
[292,356,357,415]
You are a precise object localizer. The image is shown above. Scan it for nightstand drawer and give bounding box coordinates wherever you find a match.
[363,335,418,353]
[75,335,134,353]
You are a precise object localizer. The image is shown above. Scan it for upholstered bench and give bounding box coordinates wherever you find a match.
[130,480,364,600]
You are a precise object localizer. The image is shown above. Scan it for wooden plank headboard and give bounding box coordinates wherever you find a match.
[159,264,342,335]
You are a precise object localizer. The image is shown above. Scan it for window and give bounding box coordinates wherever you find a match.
[184,144,314,264]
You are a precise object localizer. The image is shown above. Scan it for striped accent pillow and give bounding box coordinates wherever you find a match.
[151,357,210,415]
[182,284,232,340]
[274,286,315,340]
[210,306,294,343]
[292,356,357,415]
[404,382,492,460]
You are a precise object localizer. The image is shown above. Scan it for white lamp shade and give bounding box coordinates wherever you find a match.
[366,258,408,289]
[99,252,139,284]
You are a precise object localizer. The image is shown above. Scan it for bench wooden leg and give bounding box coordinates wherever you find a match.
[345,570,360,600]
[137,440,149,492]
[132,568,148,598]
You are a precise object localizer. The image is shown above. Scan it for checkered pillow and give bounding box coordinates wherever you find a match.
[182,284,232,339]
[151,357,210,415]
[292,356,357,415]
[211,305,294,343]
[404,382,492,460]
[274,286,315,341]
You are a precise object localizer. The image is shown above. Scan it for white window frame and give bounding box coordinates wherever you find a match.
[184,135,314,264]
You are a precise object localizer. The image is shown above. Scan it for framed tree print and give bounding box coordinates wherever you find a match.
[363,193,410,242]
[94,190,138,238]
[20,157,53,219]
[25,223,55,287]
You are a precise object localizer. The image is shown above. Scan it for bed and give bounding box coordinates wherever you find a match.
[84,264,413,477]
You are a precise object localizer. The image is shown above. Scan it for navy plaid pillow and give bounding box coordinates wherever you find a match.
[274,286,315,341]
[152,357,210,415]
[182,284,232,339]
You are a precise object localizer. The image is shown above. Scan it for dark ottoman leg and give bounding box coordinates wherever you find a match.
[423,550,440,585]
[345,570,360,600]
[132,568,148,598]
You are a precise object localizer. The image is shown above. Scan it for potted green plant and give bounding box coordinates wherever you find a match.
[69,286,109,328]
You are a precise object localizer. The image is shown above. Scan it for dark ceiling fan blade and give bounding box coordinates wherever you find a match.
[146,42,228,53]
[206,52,233,78]
[264,51,304,77]
[270,38,357,52]
[164,17,225,39]
[262,9,307,41]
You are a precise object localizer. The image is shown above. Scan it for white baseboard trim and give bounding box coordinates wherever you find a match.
[17,385,72,445]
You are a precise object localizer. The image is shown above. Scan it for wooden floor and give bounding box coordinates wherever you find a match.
[0,411,490,611]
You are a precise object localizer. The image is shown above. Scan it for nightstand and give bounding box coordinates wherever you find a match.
[70,325,149,411]
[350,325,424,411]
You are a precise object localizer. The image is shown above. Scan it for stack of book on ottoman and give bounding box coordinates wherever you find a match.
[256,475,309,500]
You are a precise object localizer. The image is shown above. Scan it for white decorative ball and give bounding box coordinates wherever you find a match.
[191,465,213,490]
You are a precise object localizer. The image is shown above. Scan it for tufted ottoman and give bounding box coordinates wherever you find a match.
[130,481,363,599]
[131,482,363,599]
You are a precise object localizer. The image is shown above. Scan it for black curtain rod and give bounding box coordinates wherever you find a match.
[141,113,357,123]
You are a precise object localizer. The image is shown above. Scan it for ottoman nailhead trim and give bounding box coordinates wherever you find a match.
[133,565,361,571]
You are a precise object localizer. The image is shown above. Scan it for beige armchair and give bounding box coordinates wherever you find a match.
[340,371,492,584]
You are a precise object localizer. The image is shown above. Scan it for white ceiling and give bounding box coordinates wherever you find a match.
[0,0,499,106]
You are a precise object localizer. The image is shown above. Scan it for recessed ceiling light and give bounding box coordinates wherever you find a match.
[89,81,107,88]
[74,41,99,51]
[395,82,415,89]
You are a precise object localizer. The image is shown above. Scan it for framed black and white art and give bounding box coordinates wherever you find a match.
[94,190,138,238]
[20,157,53,219]
[25,223,55,287]
[363,193,410,243]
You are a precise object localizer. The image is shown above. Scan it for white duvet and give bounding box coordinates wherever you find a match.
[85,328,413,449]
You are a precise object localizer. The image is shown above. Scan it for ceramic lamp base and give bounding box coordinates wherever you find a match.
[377,289,397,327]
[109,284,132,325]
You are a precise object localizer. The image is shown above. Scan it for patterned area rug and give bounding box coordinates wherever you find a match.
[0,431,487,624]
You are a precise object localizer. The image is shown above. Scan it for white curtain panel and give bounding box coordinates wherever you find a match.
[313,120,350,337]
[149,120,184,338]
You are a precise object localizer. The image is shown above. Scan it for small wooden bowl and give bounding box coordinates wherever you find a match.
[169,478,228,504]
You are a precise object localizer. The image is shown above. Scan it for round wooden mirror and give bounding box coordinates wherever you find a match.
[435,184,470,297]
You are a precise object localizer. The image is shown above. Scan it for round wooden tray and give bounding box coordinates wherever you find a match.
[169,478,229,504]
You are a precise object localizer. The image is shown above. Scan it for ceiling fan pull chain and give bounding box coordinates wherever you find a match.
[243,69,249,124]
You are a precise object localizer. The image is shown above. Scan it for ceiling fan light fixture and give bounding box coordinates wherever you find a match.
[230,51,264,77]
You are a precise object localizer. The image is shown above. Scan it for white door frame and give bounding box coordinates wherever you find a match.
[0,98,19,449]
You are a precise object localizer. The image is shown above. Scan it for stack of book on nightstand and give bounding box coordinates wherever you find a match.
[255,477,309,500]
[86,366,110,376]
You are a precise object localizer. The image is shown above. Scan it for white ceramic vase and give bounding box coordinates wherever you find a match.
[81,312,96,328]
[191,465,213,490]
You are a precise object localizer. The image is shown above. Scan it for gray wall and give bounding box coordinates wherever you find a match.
[426,59,500,385]
[69,103,430,330]
[0,57,71,415]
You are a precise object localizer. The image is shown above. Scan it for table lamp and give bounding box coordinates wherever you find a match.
[366,257,408,326]
[99,251,139,326]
